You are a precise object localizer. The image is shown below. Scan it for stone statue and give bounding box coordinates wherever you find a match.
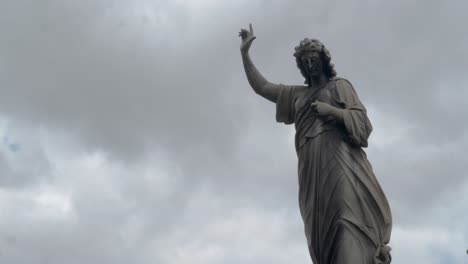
[239,24,393,264]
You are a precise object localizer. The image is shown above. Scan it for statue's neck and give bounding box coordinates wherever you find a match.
[309,74,328,89]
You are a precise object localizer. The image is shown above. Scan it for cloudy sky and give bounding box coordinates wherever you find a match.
[0,0,467,263]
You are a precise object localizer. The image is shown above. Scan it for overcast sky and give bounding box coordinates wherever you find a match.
[0,0,467,263]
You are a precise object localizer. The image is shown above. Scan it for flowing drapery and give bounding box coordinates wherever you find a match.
[276,78,392,264]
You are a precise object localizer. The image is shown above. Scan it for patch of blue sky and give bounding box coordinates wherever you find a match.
[3,136,21,153]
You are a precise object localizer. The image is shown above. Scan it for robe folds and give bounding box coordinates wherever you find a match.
[276,78,392,264]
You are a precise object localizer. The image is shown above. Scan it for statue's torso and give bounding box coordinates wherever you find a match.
[293,81,344,150]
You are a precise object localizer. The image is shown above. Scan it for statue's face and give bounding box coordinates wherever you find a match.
[300,51,323,78]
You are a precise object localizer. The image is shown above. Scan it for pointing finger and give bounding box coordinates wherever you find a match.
[249,23,254,34]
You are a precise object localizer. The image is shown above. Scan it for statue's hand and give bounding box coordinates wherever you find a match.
[239,23,256,53]
[311,100,335,117]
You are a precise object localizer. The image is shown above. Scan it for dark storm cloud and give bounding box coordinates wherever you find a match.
[0,0,246,161]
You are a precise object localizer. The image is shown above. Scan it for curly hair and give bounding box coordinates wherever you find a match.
[293,38,337,86]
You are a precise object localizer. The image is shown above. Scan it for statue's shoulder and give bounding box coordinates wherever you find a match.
[283,84,308,94]
[330,77,353,87]
[295,85,310,91]
[276,84,307,101]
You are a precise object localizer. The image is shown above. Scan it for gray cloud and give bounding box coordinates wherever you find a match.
[0,0,467,263]
[0,118,52,189]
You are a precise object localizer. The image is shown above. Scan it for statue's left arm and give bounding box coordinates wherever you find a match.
[334,79,373,147]
[311,79,373,147]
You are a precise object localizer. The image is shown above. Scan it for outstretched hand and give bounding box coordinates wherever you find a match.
[239,23,256,53]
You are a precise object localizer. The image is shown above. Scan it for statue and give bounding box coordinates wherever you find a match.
[239,24,393,264]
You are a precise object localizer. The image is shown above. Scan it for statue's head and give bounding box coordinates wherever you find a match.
[294,38,337,86]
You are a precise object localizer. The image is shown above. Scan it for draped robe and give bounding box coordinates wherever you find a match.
[276,78,392,264]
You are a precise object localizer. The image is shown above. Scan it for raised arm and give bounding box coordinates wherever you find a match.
[239,24,280,103]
